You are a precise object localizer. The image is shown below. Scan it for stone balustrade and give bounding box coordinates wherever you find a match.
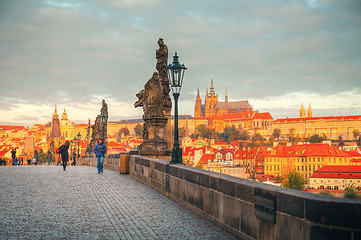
[129,155,361,240]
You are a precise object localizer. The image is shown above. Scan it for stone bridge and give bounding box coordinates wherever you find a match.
[1,153,361,240]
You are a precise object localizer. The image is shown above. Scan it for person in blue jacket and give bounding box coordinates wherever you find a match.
[94,138,107,173]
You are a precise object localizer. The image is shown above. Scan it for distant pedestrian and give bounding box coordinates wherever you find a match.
[72,150,77,166]
[11,148,16,165]
[94,139,107,173]
[58,141,70,171]
[27,158,31,165]
[32,157,37,165]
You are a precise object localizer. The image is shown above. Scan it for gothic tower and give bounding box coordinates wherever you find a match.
[194,87,203,118]
[51,104,61,138]
[225,87,228,103]
[307,103,313,118]
[204,76,218,117]
[299,103,306,118]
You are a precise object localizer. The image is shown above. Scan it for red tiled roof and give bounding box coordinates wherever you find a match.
[344,150,361,158]
[275,115,361,123]
[265,143,349,158]
[0,125,26,131]
[310,165,361,179]
[253,112,273,120]
[198,153,215,164]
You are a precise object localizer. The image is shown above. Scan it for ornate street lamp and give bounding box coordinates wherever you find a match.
[77,132,81,159]
[167,52,187,164]
[100,111,107,141]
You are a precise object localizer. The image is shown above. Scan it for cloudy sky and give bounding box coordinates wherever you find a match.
[1,0,360,126]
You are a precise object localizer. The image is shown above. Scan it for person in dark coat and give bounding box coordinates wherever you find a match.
[58,141,70,171]
[11,148,16,165]
[94,139,107,173]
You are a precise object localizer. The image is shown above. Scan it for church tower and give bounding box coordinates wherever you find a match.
[307,103,313,118]
[225,87,228,103]
[194,87,203,118]
[204,76,218,117]
[299,103,306,118]
[51,104,61,138]
[61,107,68,121]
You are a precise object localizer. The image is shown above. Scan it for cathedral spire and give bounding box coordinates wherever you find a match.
[225,86,228,102]
[209,75,216,97]
[53,104,59,119]
[307,103,313,118]
[61,106,68,120]
[299,103,306,118]
[197,87,200,98]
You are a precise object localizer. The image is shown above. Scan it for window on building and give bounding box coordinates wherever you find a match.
[302,166,304,171]
[334,186,339,190]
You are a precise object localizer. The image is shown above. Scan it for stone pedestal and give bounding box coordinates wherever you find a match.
[138,117,171,157]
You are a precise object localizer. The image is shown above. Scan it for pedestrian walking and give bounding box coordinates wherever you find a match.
[94,139,107,173]
[72,149,77,166]
[58,141,70,171]
[11,148,16,165]
[32,157,37,165]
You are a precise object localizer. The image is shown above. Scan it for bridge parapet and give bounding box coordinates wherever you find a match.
[130,155,361,240]
[78,153,126,172]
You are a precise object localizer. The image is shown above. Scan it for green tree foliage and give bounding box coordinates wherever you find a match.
[338,135,345,146]
[134,124,143,138]
[252,133,263,142]
[272,128,281,140]
[344,184,361,199]
[119,127,130,137]
[353,129,360,141]
[220,126,242,143]
[282,171,305,190]
[195,124,212,139]
[319,190,335,197]
[309,134,322,143]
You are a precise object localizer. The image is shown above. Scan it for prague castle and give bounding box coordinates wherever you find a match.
[194,77,273,134]
[194,77,253,118]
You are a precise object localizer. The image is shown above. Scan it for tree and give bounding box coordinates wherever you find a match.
[282,171,305,190]
[196,124,212,139]
[309,134,322,143]
[338,135,345,147]
[353,130,360,141]
[221,126,242,143]
[119,127,130,137]
[252,133,263,142]
[272,128,281,141]
[134,124,143,138]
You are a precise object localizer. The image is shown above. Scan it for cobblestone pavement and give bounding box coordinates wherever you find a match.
[0,166,237,239]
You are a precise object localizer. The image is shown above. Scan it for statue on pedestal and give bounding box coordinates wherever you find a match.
[134,38,172,157]
[86,100,108,154]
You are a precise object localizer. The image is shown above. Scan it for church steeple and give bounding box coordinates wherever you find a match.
[194,87,203,118]
[299,103,306,118]
[307,103,313,118]
[52,104,59,119]
[209,75,216,97]
[225,87,228,103]
[51,104,61,138]
[61,107,68,121]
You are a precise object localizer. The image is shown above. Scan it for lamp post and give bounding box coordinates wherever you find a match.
[167,52,187,164]
[100,112,107,141]
[77,132,81,159]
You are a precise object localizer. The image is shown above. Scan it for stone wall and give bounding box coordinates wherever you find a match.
[129,155,361,240]
[78,153,123,172]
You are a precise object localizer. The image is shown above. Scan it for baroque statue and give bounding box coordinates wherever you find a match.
[86,100,108,154]
[134,38,172,157]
